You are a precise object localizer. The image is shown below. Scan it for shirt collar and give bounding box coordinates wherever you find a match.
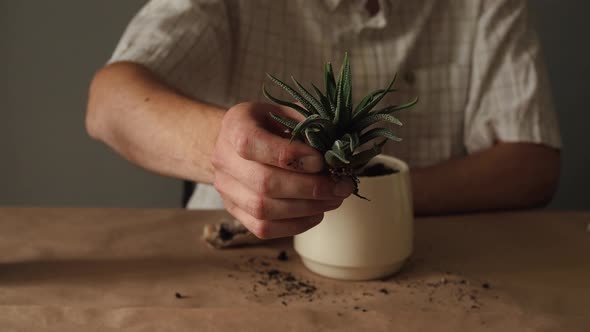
[323,0,392,32]
[323,0,342,11]
[323,0,396,15]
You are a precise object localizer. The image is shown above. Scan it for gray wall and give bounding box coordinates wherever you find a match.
[0,1,181,207]
[528,0,590,209]
[0,1,588,208]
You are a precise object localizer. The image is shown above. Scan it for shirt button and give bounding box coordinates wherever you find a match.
[403,71,415,85]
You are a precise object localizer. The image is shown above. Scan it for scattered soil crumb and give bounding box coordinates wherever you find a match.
[235,256,497,312]
[277,250,288,261]
[239,256,318,305]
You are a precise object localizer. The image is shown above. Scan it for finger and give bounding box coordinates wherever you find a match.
[222,198,324,239]
[232,127,324,173]
[213,141,354,199]
[227,110,324,173]
[215,171,342,219]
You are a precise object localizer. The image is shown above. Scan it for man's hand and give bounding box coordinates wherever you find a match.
[86,63,352,238]
[212,102,354,239]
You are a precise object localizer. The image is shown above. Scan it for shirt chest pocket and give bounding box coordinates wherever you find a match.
[398,64,469,114]
[391,64,470,140]
[379,64,471,165]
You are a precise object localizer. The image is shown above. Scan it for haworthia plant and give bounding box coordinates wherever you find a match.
[263,53,418,199]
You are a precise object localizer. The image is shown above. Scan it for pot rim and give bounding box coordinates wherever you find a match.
[365,154,409,174]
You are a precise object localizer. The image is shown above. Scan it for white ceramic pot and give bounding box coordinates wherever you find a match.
[294,155,413,281]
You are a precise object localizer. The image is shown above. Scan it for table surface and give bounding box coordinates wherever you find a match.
[0,208,588,331]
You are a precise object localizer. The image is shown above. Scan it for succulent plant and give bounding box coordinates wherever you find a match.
[263,53,417,199]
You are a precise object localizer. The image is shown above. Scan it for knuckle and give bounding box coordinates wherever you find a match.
[311,179,324,199]
[220,113,231,129]
[249,196,268,220]
[222,199,238,217]
[213,179,224,194]
[232,101,253,111]
[212,172,228,195]
[255,170,273,196]
[250,220,272,239]
[250,127,264,143]
[211,150,223,170]
[277,146,297,167]
[233,132,251,159]
[223,199,235,212]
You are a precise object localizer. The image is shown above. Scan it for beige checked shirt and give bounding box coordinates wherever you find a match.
[110,0,561,209]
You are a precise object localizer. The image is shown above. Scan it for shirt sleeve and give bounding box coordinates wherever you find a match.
[109,0,232,102]
[463,0,561,153]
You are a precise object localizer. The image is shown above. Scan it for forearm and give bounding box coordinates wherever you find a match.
[86,62,225,183]
[411,142,560,216]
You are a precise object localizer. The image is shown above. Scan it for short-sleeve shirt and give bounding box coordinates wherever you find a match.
[109,0,562,209]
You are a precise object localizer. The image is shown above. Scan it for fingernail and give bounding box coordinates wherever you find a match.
[299,155,324,172]
[333,181,353,197]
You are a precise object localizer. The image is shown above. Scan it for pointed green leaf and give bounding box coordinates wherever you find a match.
[353,88,397,114]
[311,83,333,118]
[332,139,347,154]
[269,112,299,129]
[325,150,350,165]
[266,73,318,115]
[349,140,386,169]
[349,133,360,152]
[290,115,332,142]
[359,127,402,146]
[353,93,373,114]
[262,84,311,117]
[325,63,337,105]
[291,114,319,137]
[350,113,403,132]
[342,53,352,124]
[373,97,419,115]
[291,77,329,118]
[338,134,356,152]
[352,74,397,120]
[305,128,328,151]
[333,54,349,125]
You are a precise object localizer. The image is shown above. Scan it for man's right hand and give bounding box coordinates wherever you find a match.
[86,63,353,236]
[212,102,354,239]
